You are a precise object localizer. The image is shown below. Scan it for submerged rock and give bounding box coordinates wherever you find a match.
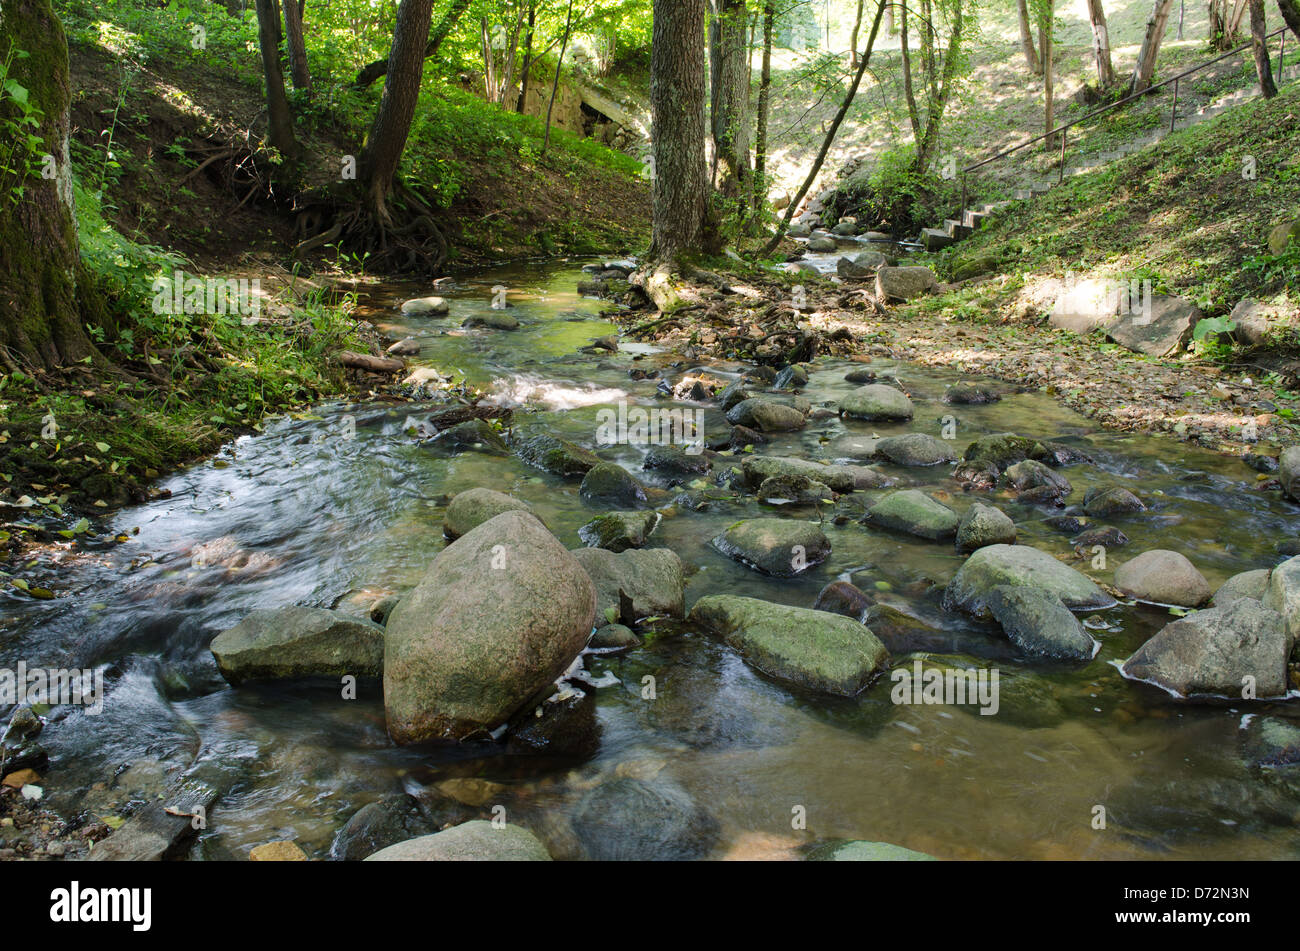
[808,840,937,861]
[573,777,718,861]
[383,511,595,744]
[1121,599,1289,699]
[867,490,959,540]
[1114,550,1212,608]
[1083,485,1146,517]
[514,433,603,477]
[690,594,889,696]
[506,683,601,757]
[944,544,1116,618]
[444,487,533,540]
[712,518,831,577]
[462,312,520,331]
[330,794,446,861]
[580,462,647,507]
[874,433,956,467]
[812,580,873,621]
[210,607,385,684]
[365,821,552,861]
[643,444,710,477]
[944,382,1001,405]
[726,398,806,432]
[1003,459,1071,497]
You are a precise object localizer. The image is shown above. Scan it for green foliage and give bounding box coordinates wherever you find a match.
[0,45,46,205]
[829,144,962,234]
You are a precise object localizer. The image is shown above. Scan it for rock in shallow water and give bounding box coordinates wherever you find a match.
[1114,549,1211,608]
[384,511,595,744]
[578,510,660,552]
[571,546,685,620]
[874,432,956,467]
[944,544,1116,618]
[986,585,1098,661]
[1121,598,1289,699]
[444,487,533,539]
[867,490,959,540]
[1212,568,1271,608]
[573,777,718,861]
[812,580,873,621]
[808,840,937,861]
[690,594,889,696]
[365,820,552,861]
[956,502,1017,552]
[209,607,385,685]
[839,383,914,421]
[712,518,831,577]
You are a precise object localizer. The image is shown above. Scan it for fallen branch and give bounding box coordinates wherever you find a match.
[336,350,404,373]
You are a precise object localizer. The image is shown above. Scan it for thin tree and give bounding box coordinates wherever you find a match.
[1131,0,1176,93]
[649,0,715,262]
[1085,0,1115,86]
[752,0,775,214]
[1037,0,1055,147]
[542,0,576,155]
[850,0,866,69]
[255,0,298,158]
[283,0,311,92]
[516,1,537,112]
[762,0,887,255]
[1016,0,1042,75]
[1248,0,1279,96]
[900,0,966,174]
[710,0,752,201]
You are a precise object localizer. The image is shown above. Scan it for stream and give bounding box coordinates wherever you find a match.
[4,256,1300,861]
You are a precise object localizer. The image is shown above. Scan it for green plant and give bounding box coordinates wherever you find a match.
[0,44,45,205]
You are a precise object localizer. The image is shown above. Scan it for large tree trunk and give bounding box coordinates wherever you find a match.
[709,0,752,202]
[649,0,715,263]
[255,0,298,158]
[516,2,536,112]
[359,0,434,222]
[1131,0,1176,93]
[283,0,311,92]
[354,0,471,89]
[1248,0,1279,96]
[762,0,886,255]
[1276,0,1300,40]
[1017,0,1043,75]
[1086,0,1116,86]
[752,0,774,214]
[0,0,103,372]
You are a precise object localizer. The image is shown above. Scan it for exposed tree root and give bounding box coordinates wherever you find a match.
[292,181,449,275]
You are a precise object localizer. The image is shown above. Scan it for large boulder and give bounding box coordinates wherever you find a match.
[1261,554,1300,646]
[839,384,914,421]
[690,595,889,696]
[1212,568,1271,608]
[1113,550,1212,608]
[741,455,859,493]
[383,511,596,744]
[712,518,830,577]
[364,821,552,861]
[944,544,1116,618]
[1048,278,1119,334]
[986,585,1098,661]
[210,607,385,685]
[1120,599,1289,699]
[571,547,685,621]
[444,488,533,540]
[1107,295,1203,357]
[867,490,960,540]
[875,265,937,301]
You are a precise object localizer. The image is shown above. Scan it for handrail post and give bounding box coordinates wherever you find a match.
[1280,29,1286,84]
[1058,127,1067,184]
[960,172,967,227]
[1170,77,1179,132]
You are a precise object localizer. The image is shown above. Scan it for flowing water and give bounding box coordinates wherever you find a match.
[4,257,1300,861]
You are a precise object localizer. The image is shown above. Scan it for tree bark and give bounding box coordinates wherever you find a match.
[1248,0,1279,96]
[1278,0,1300,40]
[1131,0,1176,93]
[283,0,311,92]
[1086,0,1116,86]
[850,0,865,69]
[752,0,774,213]
[255,0,298,158]
[354,0,471,89]
[762,0,886,256]
[709,0,752,202]
[516,2,536,112]
[649,0,715,263]
[359,0,434,222]
[0,0,103,372]
[1017,0,1043,75]
[1040,0,1055,147]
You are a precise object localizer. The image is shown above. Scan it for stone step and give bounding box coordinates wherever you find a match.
[944,219,974,239]
[963,209,988,230]
[920,227,956,250]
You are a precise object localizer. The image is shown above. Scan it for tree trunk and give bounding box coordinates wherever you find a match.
[1131,0,1176,93]
[354,0,471,89]
[359,0,434,222]
[516,2,536,112]
[649,0,715,263]
[542,0,575,155]
[752,0,774,214]
[1017,0,1043,75]
[709,0,752,202]
[0,0,103,372]
[283,0,311,92]
[1086,0,1116,86]
[850,0,865,69]
[1041,1,1055,148]
[762,0,886,255]
[1278,0,1300,40]
[255,0,298,158]
[1249,0,1279,96]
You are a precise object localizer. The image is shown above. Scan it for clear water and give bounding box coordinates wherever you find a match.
[4,258,1300,860]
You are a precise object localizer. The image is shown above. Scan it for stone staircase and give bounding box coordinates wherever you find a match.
[919,83,1266,251]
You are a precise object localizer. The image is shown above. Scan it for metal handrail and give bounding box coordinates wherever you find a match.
[959,26,1292,221]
